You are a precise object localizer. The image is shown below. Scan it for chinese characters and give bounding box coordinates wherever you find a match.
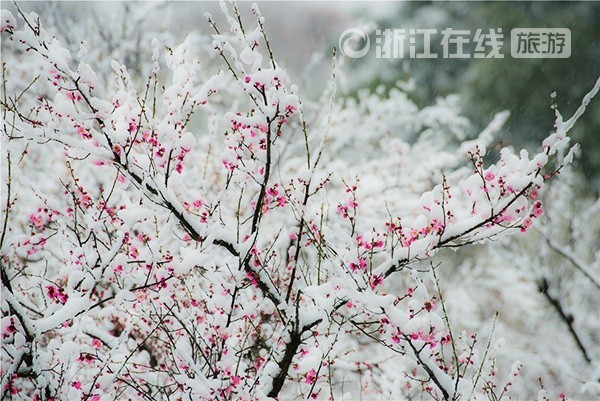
[372,28,570,59]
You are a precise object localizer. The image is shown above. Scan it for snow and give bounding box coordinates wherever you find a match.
[2,4,598,400]
[35,296,91,333]
[1,9,16,31]
[240,47,263,71]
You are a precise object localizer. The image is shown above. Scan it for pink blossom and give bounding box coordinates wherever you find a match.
[231,375,242,386]
[369,274,383,290]
[29,213,44,228]
[77,353,95,364]
[128,121,137,133]
[385,221,399,233]
[3,318,17,338]
[431,219,444,232]
[530,187,540,200]
[46,285,68,304]
[520,218,533,232]
[531,201,544,218]
[305,369,317,384]
[65,91,82,102]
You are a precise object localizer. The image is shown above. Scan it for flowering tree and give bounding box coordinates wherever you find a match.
[1,4,599,400]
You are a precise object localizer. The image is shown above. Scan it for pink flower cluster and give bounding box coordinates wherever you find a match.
[22,236,47,256]
[64,90,82,102]
[521,201,544,232]
[262,183,287,214]
[46,285,68,304]
[337,184,359,220]
[4,374,19,395]
[385,218,445,248]
[29,208,57,229]
[2,317,17,339]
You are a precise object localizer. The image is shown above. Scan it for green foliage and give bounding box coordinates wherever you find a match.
[349,2,600,188]
[462,2,600,188]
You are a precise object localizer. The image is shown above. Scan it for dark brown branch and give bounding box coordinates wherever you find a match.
[285,182,310,303]
[251,114,272,234]
[383,183,534,278]
[437,183,532,248]
[1,262,35,372]
[266,319,321,398]
[537,278,591,363]
[403,334,450,401]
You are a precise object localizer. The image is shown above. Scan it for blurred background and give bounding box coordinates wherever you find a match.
[17,1,600,192]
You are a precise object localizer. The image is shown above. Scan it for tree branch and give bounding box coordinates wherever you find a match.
[537,277,591,363]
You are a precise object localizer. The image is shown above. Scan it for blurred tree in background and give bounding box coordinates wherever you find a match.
[343,1,600,189]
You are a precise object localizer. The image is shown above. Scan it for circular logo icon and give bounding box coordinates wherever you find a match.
[339,28,370,59]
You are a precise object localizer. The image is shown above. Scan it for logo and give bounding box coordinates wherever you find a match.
[340,27,572,59]
[339,28,370,59]
[511,28,571,58]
